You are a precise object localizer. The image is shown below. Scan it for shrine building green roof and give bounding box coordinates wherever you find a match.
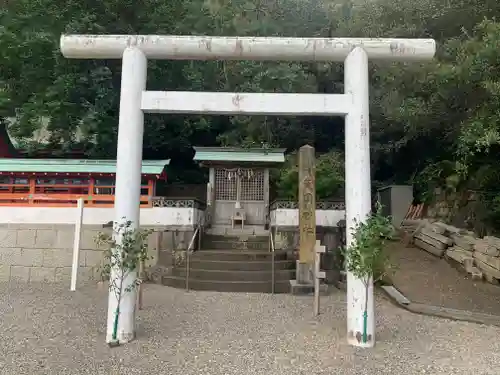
[0,158,170,175]
[193,147,286,165]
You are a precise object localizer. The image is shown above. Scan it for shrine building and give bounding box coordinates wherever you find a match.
[0,158,169,207]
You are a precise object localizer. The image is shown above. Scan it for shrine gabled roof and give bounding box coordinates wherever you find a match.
[193,147,286,164]
[0,158,170,175]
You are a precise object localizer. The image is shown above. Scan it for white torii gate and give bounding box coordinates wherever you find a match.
[60,35,435,347]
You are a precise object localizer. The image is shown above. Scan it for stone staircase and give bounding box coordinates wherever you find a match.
[160,232,296,293]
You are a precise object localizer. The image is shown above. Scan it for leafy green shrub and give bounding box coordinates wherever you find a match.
[275,150,344,200]
[342,203,394,344]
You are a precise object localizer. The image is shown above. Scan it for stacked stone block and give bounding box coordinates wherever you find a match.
[0,224,191,283]
[0,224,110,283]
[405,220,500,283]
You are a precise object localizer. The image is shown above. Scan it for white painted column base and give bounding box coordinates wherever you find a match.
[346,274,375,347]
[106,47,147,345]
[106,270,138,343]
[344,47,375,348]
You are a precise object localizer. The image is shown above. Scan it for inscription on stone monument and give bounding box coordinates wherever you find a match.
[298,145,316,282]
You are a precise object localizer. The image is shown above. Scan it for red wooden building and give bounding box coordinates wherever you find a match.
[0,159,169,207]
[0,124,169,207]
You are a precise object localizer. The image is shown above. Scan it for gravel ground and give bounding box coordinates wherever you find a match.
[389,242,500,315]
[0,282,499,375]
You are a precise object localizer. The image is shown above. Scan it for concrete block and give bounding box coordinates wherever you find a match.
[448,245,473,257]
[468,266,483,280]
[147,231,159,250]
[13,248,43,267]
[415,233,448,250]
[274,232,287,250]
[30,267,55,282]
[147,249,158,268]
[289,280,314,295]
[55,229,75,249]
[474,240,500,256]
[43,248,73,268]
[474,251,500,271]
[421,227,453,246]
[463,257,475,273]
[84,249,105,267]
[159,230,175,250]
[450,233,475,251]
[296,261,314,284]
[80,266,98,281]
[484,236,500,249]
[381,285,410,305]
[414,238,446,257]
[10,266,30,282]
[428,223,446,235]
[289,280,329,295]
[55,267,72,282]
[0,264,10,282]
[16,229,36,248]
[0,247,18,265]
[0,229,17,247]
[158,249,174,267]
[35,229,56,248]
[11,224,57,230]
[146,232,159,267]
[446,248,473,266]
[80,229,103,250]
[475,258,500,279]
[52,224,74,231]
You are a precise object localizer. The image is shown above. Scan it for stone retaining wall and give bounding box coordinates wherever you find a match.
[272,225,343,284]
[0,224,195,283]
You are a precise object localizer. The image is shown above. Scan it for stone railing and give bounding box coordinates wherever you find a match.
[269,200,345,271]
[151,197,207,210]
[270,199,346,229]
[270,200,345,210]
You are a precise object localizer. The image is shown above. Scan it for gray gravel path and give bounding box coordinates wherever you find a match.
[0,282,499,375]
[389,242,500,315]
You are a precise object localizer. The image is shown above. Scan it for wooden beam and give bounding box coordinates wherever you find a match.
[88,177,95,206]
[147,179,154,207]
[28,177,35,204]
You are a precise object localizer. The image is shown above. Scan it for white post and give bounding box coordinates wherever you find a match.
[314,240,326,316]
[106,47,147,344]
[70,198,84,291]
[344,47,374,348]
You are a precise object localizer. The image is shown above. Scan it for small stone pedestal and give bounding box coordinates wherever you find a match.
[290,261,314,295]
[289,280,314,295]
[289,280,329,295]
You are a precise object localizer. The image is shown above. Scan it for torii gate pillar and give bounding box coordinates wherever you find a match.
[60,35,436,347]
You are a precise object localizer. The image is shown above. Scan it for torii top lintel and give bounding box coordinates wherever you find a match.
[60,35,436,62]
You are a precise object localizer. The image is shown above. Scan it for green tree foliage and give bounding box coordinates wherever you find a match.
[2,0,500,228]
[275,150,344,200]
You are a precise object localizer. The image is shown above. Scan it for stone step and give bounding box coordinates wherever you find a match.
[172,268,295,282]
[191,250,287,262]
[202,234,269,243]
[202,233,269,250]
[202,240,269,251]
[186,259,295,271]
[161,275,291,293]
[205,226,269,236]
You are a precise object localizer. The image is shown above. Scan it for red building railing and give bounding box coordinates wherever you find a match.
[0,175,155,207]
